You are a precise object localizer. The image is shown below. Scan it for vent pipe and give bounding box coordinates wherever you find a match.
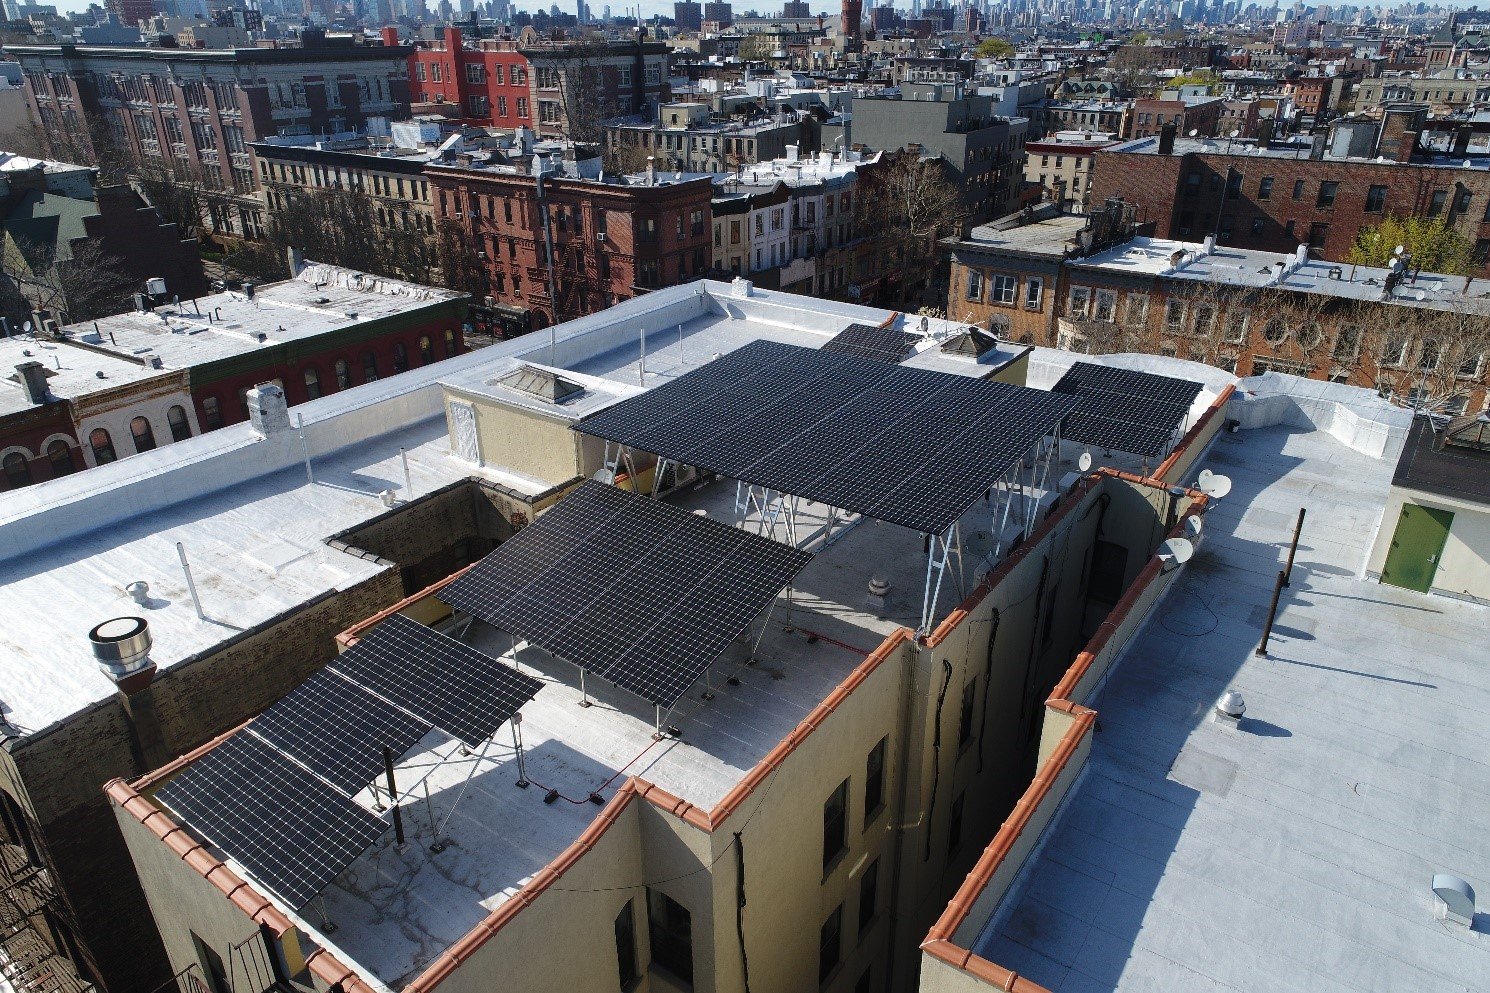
[90,617,168,769]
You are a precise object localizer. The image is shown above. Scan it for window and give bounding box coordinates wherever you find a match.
[965,269,983,301]
[1094,289,1117,322]
[517,97,528,118]
[1224,310,1249,343]
[857,858,879,935]
[465,63,485,84]
[202,397,222,430]
[445,330,457,357]
[1257,176,1273,200]
[334,359,351,390]
[47,440,74,476]
[990,274,1017,305]
[1291,179,1305,200]
[1419,339,1441,371]
[130,416,156,454]
[823,779,848,873]
[420,336,434,365]
[468,96,488,118]
[646,890,692,987]
[863,738,886,826]
[1381,335,1408,367]
[86,428,112,465]
[1428,189,1448,218]
[948,792,966,855]
[1165,298,1185,331]
[1365,184,1387,213]
[1308,222,1329,249]
[363,351,380,382]
[1068,286,1091,316]
[614,899,638,989]
[167,405,191,442]
[819,904,843,985]
[392,342,410,374]
[3,451,30,488]
[1025,277,1043,309]
[1193,304,1216,337]
[1124,295,1149,326]
[1251,216,1265,236]
[1316,181,1339,208]
[957,681,975,747]
[303,367,322,400]
[1263,316,1289,344]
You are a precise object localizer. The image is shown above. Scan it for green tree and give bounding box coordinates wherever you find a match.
[1347,215,1474,276]
[974,37,1015,59]
[1169,68,1221,93]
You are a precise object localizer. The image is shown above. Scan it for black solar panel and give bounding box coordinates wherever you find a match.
[249,669,433,794]
[576,341,1077,535]
[1051,362,1204,458]
[439,481,813,709]
[821,322,920,363]
[331,614,546,749]
[154,733,387,910]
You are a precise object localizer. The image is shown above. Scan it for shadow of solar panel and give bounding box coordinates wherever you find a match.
[821,323,921,363]
[438,481,813,708]
[249,670,433,794]
[330,614,544,748]
[154,733,387,910]
[576,341,1078,536]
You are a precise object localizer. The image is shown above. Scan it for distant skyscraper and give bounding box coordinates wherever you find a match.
[783,0,808,15]
[702,0,730,25]
[576,0,585,20]
[674,0,701,26]
[105,0,154,26]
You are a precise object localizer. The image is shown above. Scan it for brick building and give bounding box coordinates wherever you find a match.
[519,33,670,140]
[12,36,412,239]
[1091,113,1490,271]
[398,26,533,130]
[1126,95,1224,140]
[427,149,713,333]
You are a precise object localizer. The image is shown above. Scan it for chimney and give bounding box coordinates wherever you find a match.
[15,361,48,404]
[1453,125,1473,156]
[242,282,255,300]
[1258,118,1274,147]
[1309,131,1328,160]
[246,382,291,437]
[1398,130,1418,163]
[646,156,656,184]
[90,617,169,770]
[1158,121,1177,155]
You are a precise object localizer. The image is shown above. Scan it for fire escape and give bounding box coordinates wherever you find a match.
[0,843,93,993]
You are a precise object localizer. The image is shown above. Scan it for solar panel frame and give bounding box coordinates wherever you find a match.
[576,341,1079,536]
[1050,361,1204,459]
[439,481,814,709]
[820,322,921,364]
[154,733,387,910]
[330,614,545,748]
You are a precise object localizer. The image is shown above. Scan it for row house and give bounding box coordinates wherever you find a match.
[605,103,819,173]
[397,26,533,130]
[13,37,412,239]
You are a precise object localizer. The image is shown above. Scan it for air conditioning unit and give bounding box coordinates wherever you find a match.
[597,231,608,242]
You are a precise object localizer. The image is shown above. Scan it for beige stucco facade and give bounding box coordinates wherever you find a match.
[1366,484,1490,602]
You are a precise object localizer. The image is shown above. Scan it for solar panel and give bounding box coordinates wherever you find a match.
[249,669,432,794]
[821,323,921,364]
[330,614,545,749]
[576,341,1078,535]
[439,481,813,709]
[1051,362,1204,458]
[154,733,387,910]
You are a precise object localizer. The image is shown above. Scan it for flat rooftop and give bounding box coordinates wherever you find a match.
[970,420,1490,992]
[1106,134,1490,169]
[954,213,1089,257]
[61,263,463,371]
[0,335,175,417]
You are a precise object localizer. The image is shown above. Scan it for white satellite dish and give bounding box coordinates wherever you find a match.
[1078,450,1093,472]
[1159,537,1194,571]
[22,321,31,334]
[593,467,616,484]
[1185,514,1203,540]
[1196,469,1232,499]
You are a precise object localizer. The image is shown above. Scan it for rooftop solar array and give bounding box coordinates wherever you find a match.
[439,480,813,709]
[575,340,1079,535]
[820,322,921,364]
[155,733,388,910]
[1052,362,1204,459]
[154,615,543,909]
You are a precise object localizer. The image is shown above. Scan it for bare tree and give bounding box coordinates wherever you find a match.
[552,35,623,145]
[855,150,966,305]
[435,219,490,299]
[1104,44,1162,96]
[2,235,134,323]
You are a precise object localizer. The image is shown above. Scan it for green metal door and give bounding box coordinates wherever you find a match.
[1381,504,1453,593]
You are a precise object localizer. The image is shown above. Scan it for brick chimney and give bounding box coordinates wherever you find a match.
[1158,121,1177,155]
[14,361,49,404]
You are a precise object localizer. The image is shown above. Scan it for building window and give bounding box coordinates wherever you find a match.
[1428,189,1448,218]
[420,336,435,364]
[863,737,886,827]
[1124,295,1149,326]
[857,858,879,936]
[1068,286,1090,316]
[392,343,409,374]
[90,428,117,464]
[965,269,983,301]
[819,904,843,986]
[202,397,222,430]
[130,416,157,454]
[1094,289,1117,322]
[303,367,322,400]
[47,440,74,476]
[614,899,638,989]
[646,890,692,988]
[1025,277,1043,309]
[363,352,380,382]
[1165,298,1185,331]
[1291,179,1305,200]
[1365,185,1387,213]
[1250,216,1265,236]
[445,330,458,356]
[335,359,351,390]
[990,273,1017,305]
[823,779,848,873]
[465,63,485,84]
[1308,222,1329,249]
[167,405,192,442]
[1263,316,1289,344]
[3,451,30,488]
[1257,176,1273,200]
[1316,181,1339,208]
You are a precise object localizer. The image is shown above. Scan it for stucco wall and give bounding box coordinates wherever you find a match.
[1366,485,1490,602]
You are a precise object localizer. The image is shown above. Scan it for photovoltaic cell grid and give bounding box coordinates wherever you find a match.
[153,615,544,910]
[820,322,921,364]
[575,340,1079,535]
[439,480,814,709]
[1051,362,1204,459]
[154,733,388,910]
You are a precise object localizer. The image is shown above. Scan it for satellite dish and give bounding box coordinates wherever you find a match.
[1188,128,1199,137]
[1185,514,1203,540]
[918,316,930,334]
[1196,469,1232,499]
[593,467,616,484]
[22,321,31,333]
[1159,537,1194,570]
[1414,290,1427,301]
[1078,450,1093,471]
[1229,129,1240,138]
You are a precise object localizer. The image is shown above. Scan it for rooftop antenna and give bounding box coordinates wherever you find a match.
[639,326,647,385]
[1195,468,1233,499]
[1078,450,1093,472]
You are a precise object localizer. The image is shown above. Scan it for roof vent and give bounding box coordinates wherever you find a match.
[1432,874,1476,926]
[941,327,999,357]
[1213,690,1245,727]
[89,616,153,683]
[495,365,585,404]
